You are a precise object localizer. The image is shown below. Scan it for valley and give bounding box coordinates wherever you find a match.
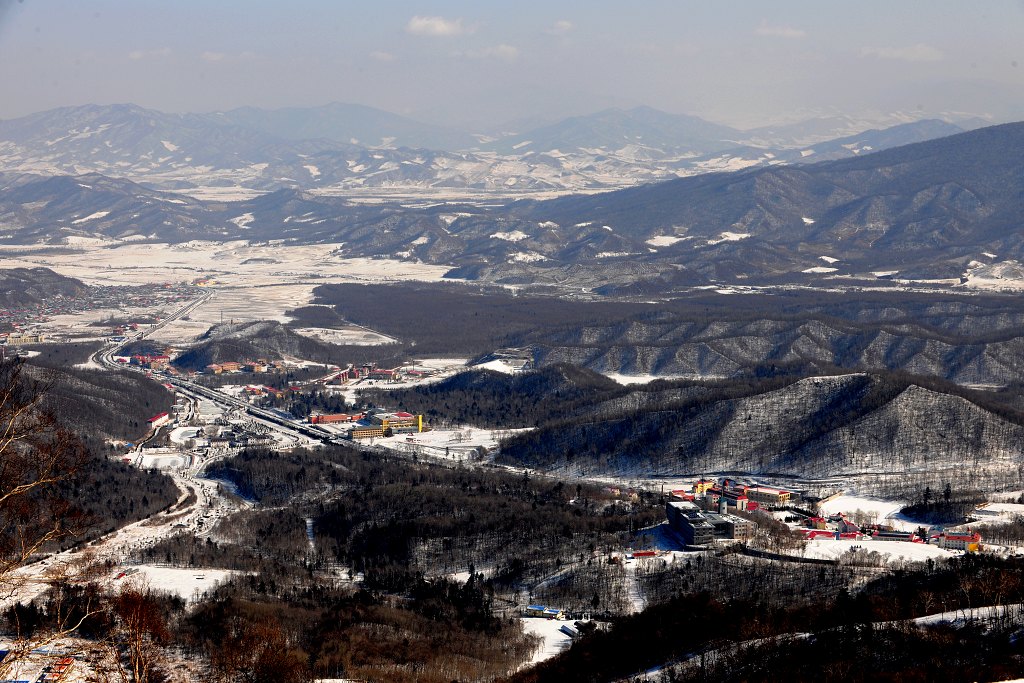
[4,87,1024,682]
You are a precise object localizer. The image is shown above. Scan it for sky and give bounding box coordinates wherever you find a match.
[1,0,1024,130]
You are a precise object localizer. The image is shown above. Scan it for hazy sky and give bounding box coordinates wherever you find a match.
[2,0,1023,129]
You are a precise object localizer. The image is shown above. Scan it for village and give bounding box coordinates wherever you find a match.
[662,477,986,555]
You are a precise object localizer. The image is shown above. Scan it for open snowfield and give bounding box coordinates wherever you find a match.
[519,617,573,665]
[0,241,454,344]
[373,426,529,462]
[817,494,918,531]
[803,538,951,563]
[472,358,529,373]
[604,372,712,385]
[292,325,397,345]
[112,565,237,602]
[963,502,1024,528]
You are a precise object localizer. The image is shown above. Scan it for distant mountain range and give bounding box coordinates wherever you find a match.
[3,116,1023,294]
[0,103,966,195]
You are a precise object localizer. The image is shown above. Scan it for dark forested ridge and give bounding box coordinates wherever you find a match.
[0,266,87,308]
[2,359,178,547]
[507,554,1024,683]
[364,360,1024,482]
[172,319,348,370]
[121,443,663,681]
[203,444,661,581]
[24,350,176,442]
[311,283,1024,387]
[362,364,627,428]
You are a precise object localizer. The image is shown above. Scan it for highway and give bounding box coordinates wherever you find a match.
[93,288,345,449]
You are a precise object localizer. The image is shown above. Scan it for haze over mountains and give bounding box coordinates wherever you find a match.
[0,103,968,195]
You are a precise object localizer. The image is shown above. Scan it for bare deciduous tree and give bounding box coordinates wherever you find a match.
[0,360,92,677]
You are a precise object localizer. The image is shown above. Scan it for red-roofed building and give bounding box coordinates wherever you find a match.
[937,530,982,552]
[148,412,170,428]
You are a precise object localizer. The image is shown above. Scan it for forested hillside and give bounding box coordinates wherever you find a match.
[0,267,86,308]
[4,358,178,545]
[370,363,1024,484]
[314,284,1024,386]
[173,320,346,370]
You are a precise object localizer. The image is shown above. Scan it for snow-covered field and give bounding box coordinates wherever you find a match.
[372,426,528,462]
[519,617,573,666]
[803,538,951,563]
[472,358,530,373]
[604,372,710,385]
[292,325,397,346]
[112,565,237,602]
[964,502,1024,528]
[817,494,917,531]
[0,241,455,345]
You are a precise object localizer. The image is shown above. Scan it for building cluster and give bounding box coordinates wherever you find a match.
[324,362,436,386]
[665,477,803,546]
[666,498,757,546]
[525,604,566,620]
[0,332,46,346]
[310,408,426,440]
[800,511,983,552]
[130,353,174,371]
[2,281,199,345]
[204,359,287,374]
[671,478,795,514]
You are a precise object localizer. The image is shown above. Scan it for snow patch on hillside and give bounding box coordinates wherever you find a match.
[509,252,546,263]
[70,211,110,224]
[819,256,839,263]
[803,266,838,274]
[707,232,751,245]
[490,230,529,242]
[646,235,684,247]
[229,212,254,229]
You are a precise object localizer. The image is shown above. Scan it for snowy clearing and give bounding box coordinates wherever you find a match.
[520,618,573,665]
[707,231,751,245]
[646,235,685,247]
[604,372,706,385]
[817,494,918,530]
[802,266,838,274]
[803,538,951,563]
[471,358,529,373]
[490,230,530,242]
[70,210,110,224]
[292,326,397,346]
[117,566,238,602]
[229,212,255,228]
